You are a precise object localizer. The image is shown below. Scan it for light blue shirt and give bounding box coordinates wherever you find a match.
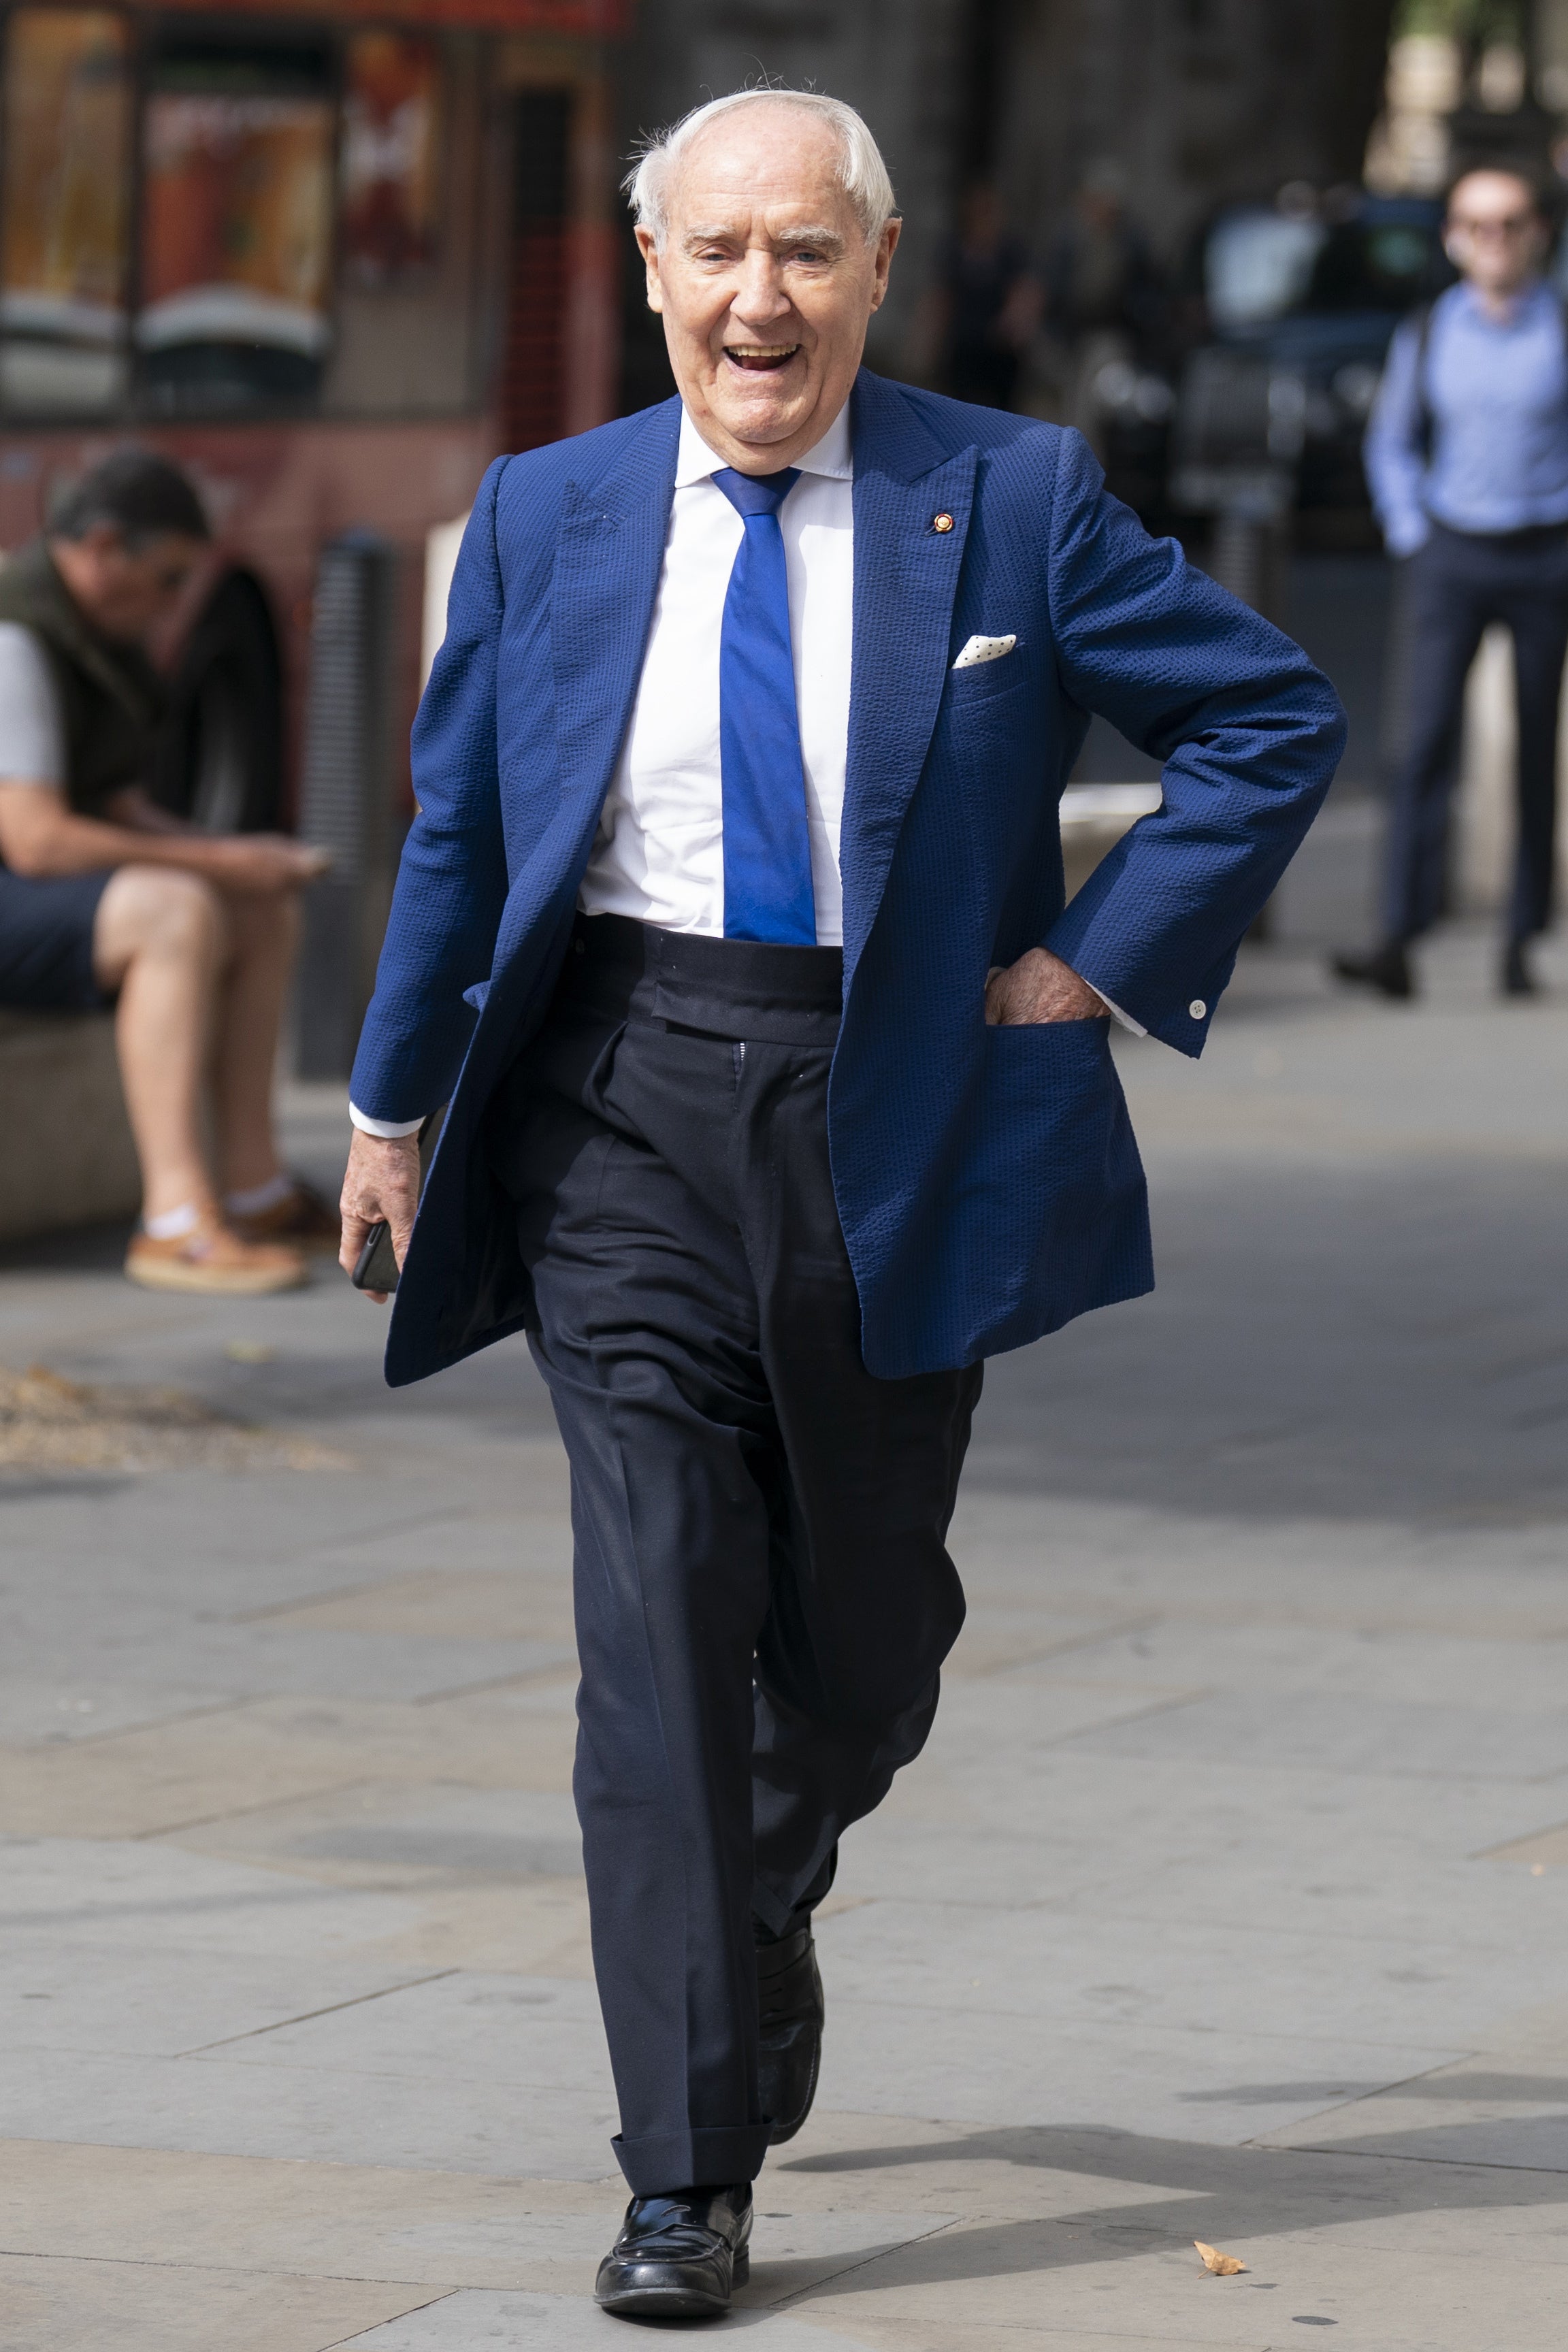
[1364,280,1568,556]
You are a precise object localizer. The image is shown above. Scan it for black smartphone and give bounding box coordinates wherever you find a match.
[348,1109,444,1295]
[351,1220,401,1293]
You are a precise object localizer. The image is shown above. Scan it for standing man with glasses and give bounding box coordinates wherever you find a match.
[339,88,1343,2323]
[1339,165,1568,1001]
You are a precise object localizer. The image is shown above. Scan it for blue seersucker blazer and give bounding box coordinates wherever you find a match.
[350,369,1345,1386]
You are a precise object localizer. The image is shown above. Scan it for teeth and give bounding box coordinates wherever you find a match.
[728,344,797,358]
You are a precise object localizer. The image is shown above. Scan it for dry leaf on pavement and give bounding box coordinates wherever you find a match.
[1194,2240,1247,2275]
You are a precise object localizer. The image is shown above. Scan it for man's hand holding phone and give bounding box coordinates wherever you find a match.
[340,1130,422,1302]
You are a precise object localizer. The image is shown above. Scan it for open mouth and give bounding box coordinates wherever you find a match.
[723,343,800,374]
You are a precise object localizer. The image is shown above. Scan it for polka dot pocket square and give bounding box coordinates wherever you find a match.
[951,634,1017,670]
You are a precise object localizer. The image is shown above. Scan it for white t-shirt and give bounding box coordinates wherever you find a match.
[0,623,64,785]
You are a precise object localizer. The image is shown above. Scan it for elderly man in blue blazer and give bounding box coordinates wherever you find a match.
[340,88,1344,2321]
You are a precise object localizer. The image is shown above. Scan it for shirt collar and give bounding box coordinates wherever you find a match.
[1454,276,1554,330]
[675,399,853,488]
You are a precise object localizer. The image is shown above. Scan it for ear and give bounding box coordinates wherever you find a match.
[634,225,665,316]
[869,217,902,314]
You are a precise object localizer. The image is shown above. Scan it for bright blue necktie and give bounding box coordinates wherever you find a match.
[712,466,817,945]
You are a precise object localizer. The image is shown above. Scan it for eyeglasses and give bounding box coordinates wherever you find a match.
[1448,212,1537,238]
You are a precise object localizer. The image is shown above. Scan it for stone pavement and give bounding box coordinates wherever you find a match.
[5,922,1568,2351]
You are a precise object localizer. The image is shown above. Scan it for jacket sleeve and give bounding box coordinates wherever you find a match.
[1362,314,1431,558]
[1041,432,1345,1056]
[348,460,512,1122]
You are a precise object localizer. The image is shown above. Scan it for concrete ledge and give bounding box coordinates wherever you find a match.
[1061,782,1162,902]
[0,1009,140,1243]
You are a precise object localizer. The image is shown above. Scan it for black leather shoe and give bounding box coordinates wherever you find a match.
[1332,941,1414,999]
[756,1923,825,2144]
[595,2183,751,2319]
[1502,939,1537,996]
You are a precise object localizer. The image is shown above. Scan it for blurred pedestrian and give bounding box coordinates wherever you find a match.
[1042,158,1164,454]
[0,450,335,1291]
[1337,165,1568,1000]
[914,181,1041,410]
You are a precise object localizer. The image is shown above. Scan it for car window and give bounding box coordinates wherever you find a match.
[1205,212,1326,331]
[1302,219,1448,313]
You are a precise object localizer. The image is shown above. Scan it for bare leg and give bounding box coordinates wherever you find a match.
[93,868,228,1224]
[210,889,298,1196]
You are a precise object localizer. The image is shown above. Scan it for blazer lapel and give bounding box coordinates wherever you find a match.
[840,370,977,982]
[551,397,681,826]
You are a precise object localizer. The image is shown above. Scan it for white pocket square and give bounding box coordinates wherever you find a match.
[951,634,1017,670]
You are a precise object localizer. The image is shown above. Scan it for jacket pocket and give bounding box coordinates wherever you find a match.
[945,657,1029,710]
[961,1013,1148,1333]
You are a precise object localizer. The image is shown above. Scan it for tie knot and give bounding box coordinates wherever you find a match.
[713,466,800,521]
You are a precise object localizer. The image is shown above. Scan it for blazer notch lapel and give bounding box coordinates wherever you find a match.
[842,406,979,975]
[550,402,679,811]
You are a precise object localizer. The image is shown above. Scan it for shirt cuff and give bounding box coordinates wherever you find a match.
[1382,514,1428,559]
[1088,985,1147,1037]
[349,1103,425,1139]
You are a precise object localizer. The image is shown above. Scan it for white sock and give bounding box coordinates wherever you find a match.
[144,1202,201,1241]
[225,1172,295,1218]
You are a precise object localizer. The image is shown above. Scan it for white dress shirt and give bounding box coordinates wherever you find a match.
[578,402,853,943]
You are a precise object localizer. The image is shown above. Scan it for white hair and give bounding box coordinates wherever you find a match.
[626,88,898,250]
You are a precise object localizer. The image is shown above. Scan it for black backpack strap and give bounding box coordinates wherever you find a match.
[1408,299,1436,464]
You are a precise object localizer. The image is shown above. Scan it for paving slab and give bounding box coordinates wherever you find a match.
[3,2255,435,2352]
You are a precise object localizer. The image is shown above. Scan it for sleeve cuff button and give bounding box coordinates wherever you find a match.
[1189,999,1207,1019]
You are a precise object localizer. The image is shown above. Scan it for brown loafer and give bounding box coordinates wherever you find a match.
[125,1219,308,1296]
[228,1179,341,1252]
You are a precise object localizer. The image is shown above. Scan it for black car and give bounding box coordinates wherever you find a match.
[1099,192,1453,539]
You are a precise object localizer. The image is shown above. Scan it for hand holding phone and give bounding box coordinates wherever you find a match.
[344,1111,444,1296]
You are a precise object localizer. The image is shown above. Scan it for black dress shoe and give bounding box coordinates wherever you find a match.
[756,1922,824,2143]
[595,2183,751,2320]
[1332,941,1414,999]
[1502,939,1537,996]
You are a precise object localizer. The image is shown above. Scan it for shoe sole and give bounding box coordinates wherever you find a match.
[125,1260,309,1296]
[596,2247,747,2319]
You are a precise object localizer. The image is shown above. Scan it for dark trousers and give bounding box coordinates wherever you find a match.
[489,915,981,2197]
[1383,521,1568,946]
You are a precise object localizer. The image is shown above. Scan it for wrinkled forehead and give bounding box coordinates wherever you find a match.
[666,106,855,235]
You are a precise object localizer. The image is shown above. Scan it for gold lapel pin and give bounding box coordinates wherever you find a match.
[932,511,955,533]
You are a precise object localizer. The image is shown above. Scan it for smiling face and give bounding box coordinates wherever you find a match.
[636,101,899,474]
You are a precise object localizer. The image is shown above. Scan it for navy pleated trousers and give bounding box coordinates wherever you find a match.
[489,913,981,2196]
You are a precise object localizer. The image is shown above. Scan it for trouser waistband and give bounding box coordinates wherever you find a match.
[1428,518,1568,555]
[563,911,843,1047]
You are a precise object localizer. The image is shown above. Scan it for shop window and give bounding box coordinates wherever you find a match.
[340,33,442,287]
[0,10,132,413]
[140,37,335,413]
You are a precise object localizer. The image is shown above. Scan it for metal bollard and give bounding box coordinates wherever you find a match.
[293,532,399,1081]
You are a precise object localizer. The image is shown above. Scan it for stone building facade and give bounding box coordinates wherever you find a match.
[612,0,1399,405]
[986,0,1396,263]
